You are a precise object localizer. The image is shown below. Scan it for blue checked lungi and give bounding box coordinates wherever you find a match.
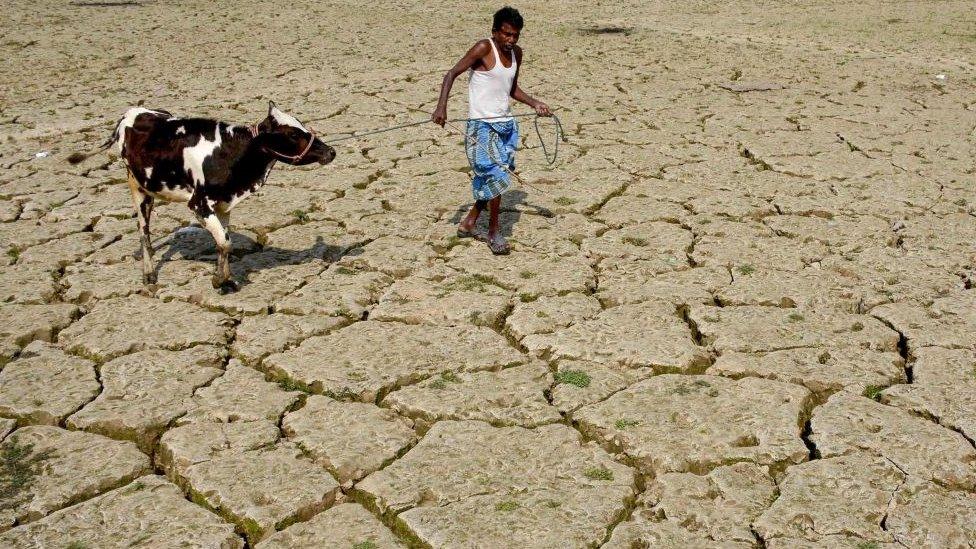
[465,119,518,201]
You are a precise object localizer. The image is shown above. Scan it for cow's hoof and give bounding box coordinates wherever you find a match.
[217,280,240,294]
[143,272,157,285]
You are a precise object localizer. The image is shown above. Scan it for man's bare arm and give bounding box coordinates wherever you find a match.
[510,49,551,116]
[433,41,491,126]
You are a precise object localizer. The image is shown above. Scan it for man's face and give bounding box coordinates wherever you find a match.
[492,22,521,51]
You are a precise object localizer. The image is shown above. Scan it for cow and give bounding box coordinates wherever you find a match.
[90,101,335,293]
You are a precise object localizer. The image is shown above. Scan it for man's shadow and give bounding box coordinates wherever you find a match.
[448,189,554,238]
[139,228,360,289]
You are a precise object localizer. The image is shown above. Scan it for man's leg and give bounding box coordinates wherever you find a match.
[487,196,501,238]
[486,195,509,255]
[459,199,487,234]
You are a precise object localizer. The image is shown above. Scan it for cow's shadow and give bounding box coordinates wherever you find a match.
[143,228,359,289]
[448,189,554,239]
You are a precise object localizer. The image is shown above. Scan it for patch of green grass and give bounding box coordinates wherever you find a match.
[0,439,54,513]
[5,248,19,262]
[535,311,550,319]
[519,270,537,279]
[428,379,447,390]
[614,418,641,429]
[277,377,307,392]
[240,517,264,545]
[555,370,591,388]
[440,371,461,383]
[291,209,310,223]
[584,467,614,481]
[494,500,520,512]
[519,293,539,303]
[544,499,561,508]
[863,385,884,401]
[787,312,805,322]
[553,196,577,206]
[851,321,864,332]
[353,540,379,549]
[671,383,692,395]
[441,274,498,295]
[621,236,648,247]
[333,266,357,275]
[736,264,755,275]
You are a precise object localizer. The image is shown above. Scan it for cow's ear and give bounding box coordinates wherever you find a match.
[268,100,277,115]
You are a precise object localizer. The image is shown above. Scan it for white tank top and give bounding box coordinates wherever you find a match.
[468,38,517,121]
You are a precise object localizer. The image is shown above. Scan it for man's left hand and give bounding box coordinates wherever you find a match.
[534,102,552,117]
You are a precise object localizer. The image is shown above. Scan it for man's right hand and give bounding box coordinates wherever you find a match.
[432,106,447,127]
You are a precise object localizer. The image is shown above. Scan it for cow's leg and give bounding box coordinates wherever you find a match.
[127,170,156,284]
[215,206,233,289]
[190,195,237,293]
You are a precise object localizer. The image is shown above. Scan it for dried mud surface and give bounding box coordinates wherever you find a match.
[1,1,975,546]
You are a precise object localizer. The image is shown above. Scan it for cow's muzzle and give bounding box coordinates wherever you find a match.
[318,144,336,165]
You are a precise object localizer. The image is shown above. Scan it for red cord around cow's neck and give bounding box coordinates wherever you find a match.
[249,125,316,163]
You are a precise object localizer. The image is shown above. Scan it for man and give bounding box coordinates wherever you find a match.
[432,6,551,255]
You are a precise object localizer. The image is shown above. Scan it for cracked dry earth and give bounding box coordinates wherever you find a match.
[1,1,975,548]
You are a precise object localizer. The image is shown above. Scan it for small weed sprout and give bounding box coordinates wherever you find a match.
[863,385,884,401]
[555,370,591,388]
[736,264,756,275]
[584,467,614,481]
[614,419,641,429]
[291,209,310,223]
[495,500,519,511]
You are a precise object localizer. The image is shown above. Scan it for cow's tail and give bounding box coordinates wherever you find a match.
[67,116,126,165]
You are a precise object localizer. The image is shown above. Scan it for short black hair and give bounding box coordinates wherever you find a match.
[493,6,524,31]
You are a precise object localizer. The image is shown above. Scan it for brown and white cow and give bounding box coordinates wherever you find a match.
[106,101,335,293]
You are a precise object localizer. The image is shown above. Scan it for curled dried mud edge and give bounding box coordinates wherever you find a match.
[676,304,715,359]
[868,313,913,383]
[883,404,976,452]
[346,488,433,549]
[568,386,817,482]
[180,476,337,546]
[264,354,526,408]
[348,471,643,549]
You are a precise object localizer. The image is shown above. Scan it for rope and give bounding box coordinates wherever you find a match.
[322,112,564,166]
[441,114,560,198]
[319,110,566,217]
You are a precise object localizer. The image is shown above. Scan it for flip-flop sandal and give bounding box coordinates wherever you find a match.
[487,236,511,255]
[456,226,477,239]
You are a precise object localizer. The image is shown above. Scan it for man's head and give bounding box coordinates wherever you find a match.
[492,7,523,51]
